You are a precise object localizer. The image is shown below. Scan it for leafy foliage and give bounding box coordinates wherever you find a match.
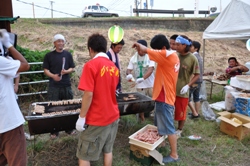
[16,45,50,82]
[16,46,50,96]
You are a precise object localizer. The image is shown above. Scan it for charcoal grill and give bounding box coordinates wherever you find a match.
[25,92,154,135]
[25,101,81,135]
[116,92,155,115]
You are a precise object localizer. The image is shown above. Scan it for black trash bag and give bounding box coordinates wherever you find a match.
[202,101,216,121]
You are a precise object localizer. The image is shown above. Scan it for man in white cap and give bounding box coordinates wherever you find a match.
[43,34,75,139]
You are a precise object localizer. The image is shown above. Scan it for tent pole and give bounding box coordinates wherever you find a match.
[203,39,205,72]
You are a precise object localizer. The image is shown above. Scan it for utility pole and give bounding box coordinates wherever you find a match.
[150,0,153,17]
[194,0,199,17]
[50,1,54,18]
[135,0,139,16]
[32,2,35,18]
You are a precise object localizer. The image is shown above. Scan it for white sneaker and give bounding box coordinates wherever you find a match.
[24,132,35,140]
[175,130,182,138]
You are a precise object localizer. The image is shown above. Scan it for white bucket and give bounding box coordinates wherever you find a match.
[245,62,250,75]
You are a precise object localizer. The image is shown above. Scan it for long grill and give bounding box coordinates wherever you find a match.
[25,92,154,135]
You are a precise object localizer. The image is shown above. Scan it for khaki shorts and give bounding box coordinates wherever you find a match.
[76,119,119,161]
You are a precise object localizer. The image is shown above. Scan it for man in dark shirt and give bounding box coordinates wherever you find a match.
[43,34,75,139]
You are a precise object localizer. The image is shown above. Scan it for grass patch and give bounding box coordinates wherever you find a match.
[21,59,247,165]
[24,89,250,166]
[26,111,250,166]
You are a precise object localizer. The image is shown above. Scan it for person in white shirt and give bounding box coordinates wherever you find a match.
[0,29,30,166]
[126,39,155,121]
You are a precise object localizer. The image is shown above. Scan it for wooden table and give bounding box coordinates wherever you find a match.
[203,77,228,99]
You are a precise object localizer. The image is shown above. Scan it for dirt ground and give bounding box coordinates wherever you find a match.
[12,19,250,99]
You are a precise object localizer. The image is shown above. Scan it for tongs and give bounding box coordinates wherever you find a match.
[115,90,119,97]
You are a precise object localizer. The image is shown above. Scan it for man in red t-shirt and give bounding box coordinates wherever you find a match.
[76,33,120,166]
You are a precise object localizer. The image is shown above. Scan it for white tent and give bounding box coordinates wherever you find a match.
[202,0,250,70]
[203,0,250,39]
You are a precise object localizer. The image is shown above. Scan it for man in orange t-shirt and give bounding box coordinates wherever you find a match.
[76,33,120,166]
[133,34,180,164]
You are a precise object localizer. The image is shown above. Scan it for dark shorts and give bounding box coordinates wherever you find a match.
[48,86,74,135]
[189,83,201,102]
[0,125,27,166]
[154,101,175,135]
[76,119,119,161]
[48,86,73,101]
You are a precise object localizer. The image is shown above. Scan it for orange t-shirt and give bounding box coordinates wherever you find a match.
[147,49,180,106]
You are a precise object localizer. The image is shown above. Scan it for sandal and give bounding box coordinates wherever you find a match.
[189,114,200,119]
[162,155,180,164]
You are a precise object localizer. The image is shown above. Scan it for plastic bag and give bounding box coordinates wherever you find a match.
[199,81,207,101]
[224,86,237,111]
[202,101,216,121]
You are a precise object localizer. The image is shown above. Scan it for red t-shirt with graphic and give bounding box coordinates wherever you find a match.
[78,55,120,126]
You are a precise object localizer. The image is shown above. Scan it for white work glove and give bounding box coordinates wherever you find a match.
[126,74,133,81]
[75,115,86,132]
[0,29,12,49]
[180,84,190,94]
[136,78,144,84]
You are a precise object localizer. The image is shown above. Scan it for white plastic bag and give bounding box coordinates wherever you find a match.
[202,101,216,121]
[199,81,207,101]
[224,86,237,111]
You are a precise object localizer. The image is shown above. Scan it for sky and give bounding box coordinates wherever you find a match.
[12,0,231,18]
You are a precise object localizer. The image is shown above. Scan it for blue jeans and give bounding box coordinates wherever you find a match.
[154,101,175,135]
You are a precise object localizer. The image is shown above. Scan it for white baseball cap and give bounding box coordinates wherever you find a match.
[53,34,65,42]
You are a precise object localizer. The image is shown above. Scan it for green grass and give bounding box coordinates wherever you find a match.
[26,108,250,166]
[24,77,249,166]
[23,83,250,166]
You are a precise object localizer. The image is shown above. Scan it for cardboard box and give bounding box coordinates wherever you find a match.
[236,97,250,107]
[128,124,166,165]
[235,97,250,116]
[235,105,250,117]
[130,144,154,166]
[218,111,250,140]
